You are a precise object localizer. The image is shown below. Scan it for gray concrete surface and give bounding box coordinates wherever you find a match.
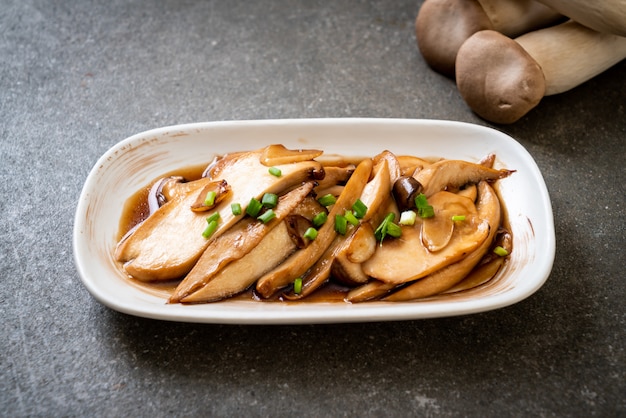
[1,0,624,416]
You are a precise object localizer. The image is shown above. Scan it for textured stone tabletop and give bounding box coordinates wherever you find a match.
[1,1,624,416]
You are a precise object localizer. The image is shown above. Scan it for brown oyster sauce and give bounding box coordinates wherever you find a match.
[117,158,511,304]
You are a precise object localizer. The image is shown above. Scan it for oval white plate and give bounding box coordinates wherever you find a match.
[73,118,555,324]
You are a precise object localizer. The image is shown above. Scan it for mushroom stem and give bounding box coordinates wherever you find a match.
[415,0,562,76]
[516,20,626,95]
[535,0,626,37]
[455,21,626,124]
[477,0,562,36]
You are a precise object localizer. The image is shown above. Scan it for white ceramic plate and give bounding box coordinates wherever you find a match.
[73,118,555,324]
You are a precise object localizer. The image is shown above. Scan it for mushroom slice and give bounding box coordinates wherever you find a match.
[362,201,490,285]
[346,280,397,303]
[169,182,314,303]
[456,184,477,202]
[314,165,355,191]
[421,191,478,252]
[373,150,402,185]
[396,155,431,176]
[147,176,186,213]
[384,181,501,301]
[115,147,324,282]
[285,154,395,298]
[180,222,297,303]
[415,159,513,197]
[344,222,377,264]
[260,144,323,166]
[332,253,370,286]
[189,179,231,212]
[255,158,374,298]
[444,228,512,293]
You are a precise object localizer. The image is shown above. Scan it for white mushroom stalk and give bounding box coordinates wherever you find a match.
[455,21,626,124]
[536,0,626,36]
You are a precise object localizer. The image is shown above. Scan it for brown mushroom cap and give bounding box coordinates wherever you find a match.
[455,30,546,124]
[416,0,492,77]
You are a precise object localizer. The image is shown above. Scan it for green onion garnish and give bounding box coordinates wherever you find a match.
[206,212,220,224]
[268,167,282,177]
[415,193,435,218]
[204,190,217,207]
[293,277,303,294]
[257,209,276,224]
[451,215,466,222]
[303,227,318,241]
[202,220,218,239]
[344,210,359,226]
[375,212,400,242]
[312,212,328,228]
[246,198,263,217]
[386,221,402,238]
[399,210,417,226]
[318,194,337,207]
[261,193,278,209]
[231,203,242,216]
[493,246,509,257]
[334,214,348,235]
[352,199,368,219]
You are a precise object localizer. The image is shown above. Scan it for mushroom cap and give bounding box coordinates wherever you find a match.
[416,0,492,77]
[455,30,546,124]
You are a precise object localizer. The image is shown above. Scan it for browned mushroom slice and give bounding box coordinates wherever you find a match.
[313,165,355,191]
[255,158,374,298]
[260,144,323,166]
[189,179,231,212]
[396,155,431,177]
[345,280,396,303]
[444,228,512,293]
[415,159,513,197]
[384,181,501,301]
[169,182,315,303]
[362,206,489,285]
[456,184,477,202]
[421,191,478,252]
[332,253,370,286]
[179,221,297,303]
[147,176,186,213]
[286,153,398,297]
[115,147,324,282]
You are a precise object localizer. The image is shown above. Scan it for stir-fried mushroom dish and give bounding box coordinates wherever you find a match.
[115,144,515,304]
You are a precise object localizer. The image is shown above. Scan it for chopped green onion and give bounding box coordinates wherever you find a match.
[334,214,348,235]
[261,193,278,209]
[399,210,417,226]
[318,194,337,207]
[493,246,509,257]
[202,220,218,239]
[246,198,263,217]
[231,203,242,216]
[344,210,359,226]
[352,199,368,219]
[451,215,466,222]
[257,209,276,224]
[303,227,318,241]
[312,212,328,228]
[415,193,435,218]
[293,277,303,294]
[206,212,220,224]
[204,190,217,207]
[268,167,282,177]
[375,212,397,242]
[385,221,402,238]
